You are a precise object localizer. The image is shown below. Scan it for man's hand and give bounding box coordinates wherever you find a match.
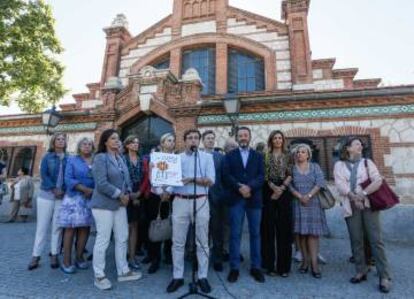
[182,177,193,185]
[195,177,213,187]
[161,192,170,202]
[239,184,252,199]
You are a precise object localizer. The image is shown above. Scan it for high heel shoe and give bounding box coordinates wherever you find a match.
[350,274,367,284]
[311,270,322,279]
[298,265,309,274]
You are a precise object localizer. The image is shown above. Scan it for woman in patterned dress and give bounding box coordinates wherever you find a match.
[58,137,95,273]
[289,143,328,278]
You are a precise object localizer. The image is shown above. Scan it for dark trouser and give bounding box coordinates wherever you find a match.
[146,193,172,263]
[345,207,390,279]
[229,200,262,270]
[209,197,229,264]
[261,186,293,274]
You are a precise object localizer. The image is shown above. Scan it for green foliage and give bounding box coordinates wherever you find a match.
[0,0,66,113]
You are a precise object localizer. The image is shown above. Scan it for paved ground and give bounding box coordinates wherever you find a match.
[0,217,413,299]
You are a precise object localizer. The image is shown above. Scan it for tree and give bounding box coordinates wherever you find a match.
[0,0,66,113]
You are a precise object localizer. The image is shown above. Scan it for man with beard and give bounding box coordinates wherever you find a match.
[223,127,265,283]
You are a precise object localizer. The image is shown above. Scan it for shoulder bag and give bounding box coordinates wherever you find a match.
[360,159,399,211]
[149,200,172,242]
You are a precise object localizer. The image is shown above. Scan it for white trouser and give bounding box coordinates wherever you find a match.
[172,196,210,279]
[32,196,62,257]
[92,207,129,278]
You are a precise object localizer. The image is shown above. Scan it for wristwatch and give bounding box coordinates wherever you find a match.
[362,190,368,197]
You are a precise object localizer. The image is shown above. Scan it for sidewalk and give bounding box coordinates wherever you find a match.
[0,221,412,299]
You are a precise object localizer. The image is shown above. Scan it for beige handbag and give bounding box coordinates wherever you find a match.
[148,201,172,242]
[319,186,336,209]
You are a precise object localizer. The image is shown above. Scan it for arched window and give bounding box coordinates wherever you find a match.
[152,57,170,70]
[228,49,264,93]
[182,47,216,95]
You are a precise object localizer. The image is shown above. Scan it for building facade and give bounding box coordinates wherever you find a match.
[1,0,414,203]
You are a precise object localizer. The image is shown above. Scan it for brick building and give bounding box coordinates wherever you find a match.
[1,0,414,203]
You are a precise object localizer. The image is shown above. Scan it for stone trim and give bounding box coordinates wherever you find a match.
[0,122,98,135]
[197,104,414,125]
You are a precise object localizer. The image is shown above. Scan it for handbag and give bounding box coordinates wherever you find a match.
[148,200,172,242]
[319,185,336,209]
[360,159,399,211]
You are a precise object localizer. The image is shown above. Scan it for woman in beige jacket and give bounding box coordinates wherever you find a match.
[334,137,391,293]
[8,167,34,222]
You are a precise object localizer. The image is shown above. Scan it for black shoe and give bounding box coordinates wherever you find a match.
[198,278,212,293]
[250,268,265,283]
[311,270,322,279]
[141,256,151,264]
[28,257,40,271]
[299,264,309,274]
[350,274,367,284]
[213,262,223,272]
[280,273,289,278]
[166,279,184,293]
[227,270,239,283]
[87,254,93,261]
[148,262,159,274]
[50,255,59,269]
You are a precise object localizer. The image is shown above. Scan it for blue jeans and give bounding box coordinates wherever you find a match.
[229,200,262,270]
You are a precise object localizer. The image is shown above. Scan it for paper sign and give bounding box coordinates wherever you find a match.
[150,152,183,186]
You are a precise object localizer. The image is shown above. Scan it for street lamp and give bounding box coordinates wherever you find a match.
[223,93,241,136]
[42,105,63,135]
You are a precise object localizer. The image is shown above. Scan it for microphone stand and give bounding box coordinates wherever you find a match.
[178,147,215,299]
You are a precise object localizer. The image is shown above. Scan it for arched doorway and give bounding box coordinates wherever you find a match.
[121,115,174,155]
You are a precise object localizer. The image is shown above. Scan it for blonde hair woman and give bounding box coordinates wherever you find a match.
[28,132,68,271]
[289,144,328,279]
[57,137,95,274]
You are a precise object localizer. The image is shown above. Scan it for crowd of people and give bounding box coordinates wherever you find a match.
[1,127,392,294]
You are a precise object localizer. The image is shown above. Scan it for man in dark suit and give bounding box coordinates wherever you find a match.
[202,130,227,272]
[223,127,265,283]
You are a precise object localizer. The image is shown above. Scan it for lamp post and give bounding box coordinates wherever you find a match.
[42,105,63,135]
[223,93,241,136]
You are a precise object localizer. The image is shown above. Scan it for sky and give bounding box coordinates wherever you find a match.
[1,0,414,115]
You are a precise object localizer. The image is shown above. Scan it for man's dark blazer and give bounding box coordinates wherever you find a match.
[222,148,265,208]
